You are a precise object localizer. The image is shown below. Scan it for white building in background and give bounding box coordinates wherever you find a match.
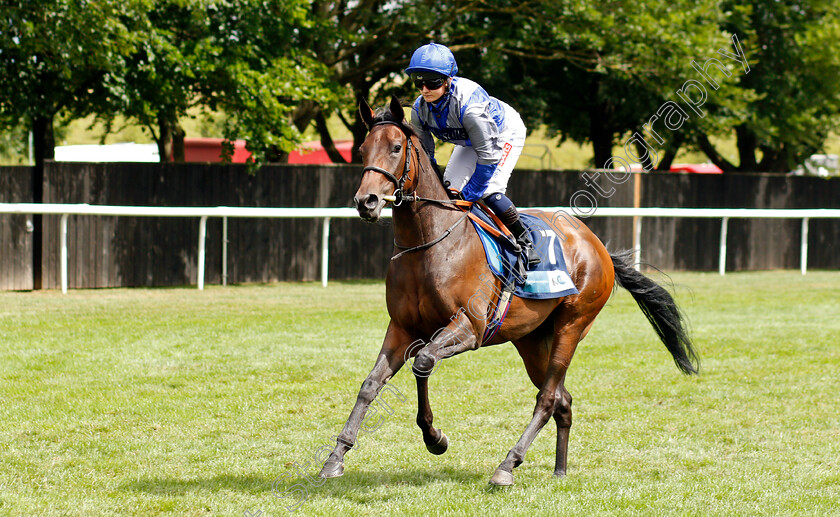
[53,139,253,163]
[54,143,159,162]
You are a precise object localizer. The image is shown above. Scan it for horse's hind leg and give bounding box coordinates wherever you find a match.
[490,311,588,486]
[553,386,572,477]
[511,322,573,479]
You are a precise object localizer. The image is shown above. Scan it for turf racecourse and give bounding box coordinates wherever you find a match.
[1,271,838,516]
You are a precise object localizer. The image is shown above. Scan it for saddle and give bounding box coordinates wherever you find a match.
[458,202,579,343]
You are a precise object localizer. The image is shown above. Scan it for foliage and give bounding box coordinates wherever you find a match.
[453,0,748,169]
[0,122,28,164]
[457,0,840,172]
[108,0,341,163]
[0,0,138,120]
[0,0,144,163]
[703,0,840,171]
[291,0,458,162]
[0,0,342,164]
[2,0,840,169]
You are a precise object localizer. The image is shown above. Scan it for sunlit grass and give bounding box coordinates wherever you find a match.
[1,271,838,515]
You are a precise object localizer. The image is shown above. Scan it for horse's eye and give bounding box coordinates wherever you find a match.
[392,144,401,153]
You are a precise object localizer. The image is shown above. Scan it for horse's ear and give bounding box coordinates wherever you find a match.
[389,95,404,123]
[359,98,374,128]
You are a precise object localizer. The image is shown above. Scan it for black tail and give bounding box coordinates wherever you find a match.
[610,250,699,375]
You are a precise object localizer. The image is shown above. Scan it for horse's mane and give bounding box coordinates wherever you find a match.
[371,100,445,182]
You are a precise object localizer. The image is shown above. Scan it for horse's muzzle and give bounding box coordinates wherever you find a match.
[354,193,383,221]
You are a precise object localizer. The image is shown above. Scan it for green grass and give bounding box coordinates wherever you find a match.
[1,272,839,516]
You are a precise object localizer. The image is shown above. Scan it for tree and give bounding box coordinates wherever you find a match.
[0,0,143,167]
[199,0,340,163]
[110,0,340,164]
[451,0,743,170]
[291,0,462,163]
[697,0,840,172]
[0,0,344,165]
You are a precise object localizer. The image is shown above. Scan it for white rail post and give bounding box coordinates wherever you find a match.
[222,216,228,286]
[60,214,69,294]
[719,217,729,275]
[198,216,208,290]
[321,217,331,287]
[633,216,642,271]
[800,217,809,275]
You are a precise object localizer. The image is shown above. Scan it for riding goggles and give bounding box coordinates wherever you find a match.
[412,74,447,90]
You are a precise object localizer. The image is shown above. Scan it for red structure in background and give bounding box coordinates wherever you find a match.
[180,138,720,172]
[668,163,723,174]
[287,140,353,164]
[180,138,253,163]
[179,138,354,164]
[631,163,724,174]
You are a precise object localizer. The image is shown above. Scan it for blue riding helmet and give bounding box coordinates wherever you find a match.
[405,43,458,77]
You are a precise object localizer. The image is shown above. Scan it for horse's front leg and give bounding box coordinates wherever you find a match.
[413,310,479,455]
[319,322,412,478]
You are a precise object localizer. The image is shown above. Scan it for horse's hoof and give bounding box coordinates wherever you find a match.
[489,469,514,486]
[426,432,448,455]
[318,461,344,479]
[553,469,567,478]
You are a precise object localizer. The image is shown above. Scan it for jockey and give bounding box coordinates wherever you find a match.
[406,42,540,268]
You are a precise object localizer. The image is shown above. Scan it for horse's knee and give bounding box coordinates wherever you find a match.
[358,378,380,403]
[534,390,558,417]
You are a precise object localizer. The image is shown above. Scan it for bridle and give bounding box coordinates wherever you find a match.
[361,121,417,207]
[360,119,469,260]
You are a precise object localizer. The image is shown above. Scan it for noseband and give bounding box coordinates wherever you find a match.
[362,121,416,206]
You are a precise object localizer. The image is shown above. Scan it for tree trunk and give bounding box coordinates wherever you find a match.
[655,133,683,171]
[585,90,616,169]
[292,100,319,134]
[266,145,289,163]
[589,109,614,169]
[32,114,55,168]
[735,124,757,171]
[31,113,54,290]
[757,145,791,172]
[172,122,186,163]
[697,133,736,172]
[157,114,174,163]
[315,110,348,163]
[634,140,657,171]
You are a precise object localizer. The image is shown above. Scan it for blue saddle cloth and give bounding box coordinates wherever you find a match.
[469,206,579,300]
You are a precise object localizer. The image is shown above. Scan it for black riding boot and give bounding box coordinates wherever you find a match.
[507,217,541,268]
[483,193,541,269]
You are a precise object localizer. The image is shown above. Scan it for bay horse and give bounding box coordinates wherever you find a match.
[318,96,699,486]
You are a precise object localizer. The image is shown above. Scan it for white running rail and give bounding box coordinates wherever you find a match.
[1,203,839,293]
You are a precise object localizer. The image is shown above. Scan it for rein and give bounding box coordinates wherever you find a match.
[391,212,470,261]
[362,120,469,260]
